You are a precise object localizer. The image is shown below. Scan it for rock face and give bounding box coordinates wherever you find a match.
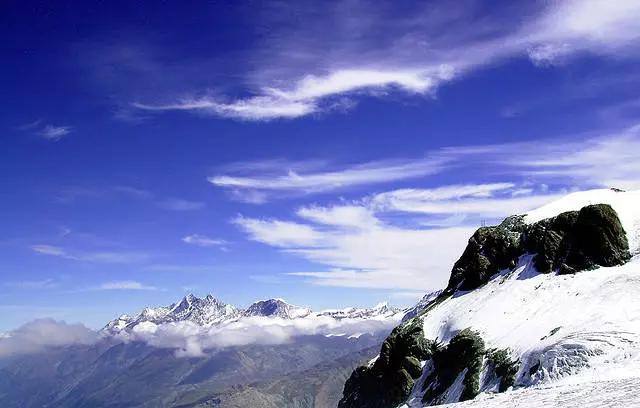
[448,204,630,291]
[339,203,632,408]
[448,216,525,291]
[421,328,486,404]
[338,325,501,408]
[338,318,432,408]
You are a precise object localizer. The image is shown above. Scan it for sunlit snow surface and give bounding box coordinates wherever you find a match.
[441,377,640,408]
[400,189,640,407]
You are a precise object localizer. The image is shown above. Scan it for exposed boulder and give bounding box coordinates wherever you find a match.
[524,204,630,273]
[523,211,578,273]
[422,328,486,404]
[448,204,630,291]
[447,216,525,291]
[566,204,631,270]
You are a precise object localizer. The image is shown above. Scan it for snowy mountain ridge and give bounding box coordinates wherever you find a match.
[339,188,640,408]
[103,295,402,334]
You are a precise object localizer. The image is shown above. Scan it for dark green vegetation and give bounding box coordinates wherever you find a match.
[339,326,508,408]
[448,204,630,291]
[0,334,388,408]
[421,328,485,404]
[485,348,518,392]
[338,319,432,408]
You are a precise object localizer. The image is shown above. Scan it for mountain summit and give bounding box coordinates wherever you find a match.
[243,298,312,319]
[103,293,241,332]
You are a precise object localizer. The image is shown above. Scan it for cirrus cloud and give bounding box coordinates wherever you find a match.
[131,1,640,121]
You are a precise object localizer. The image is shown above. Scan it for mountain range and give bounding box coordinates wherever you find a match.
[2,188,640,408]
[0,294,403,408]
[103,295,400,338]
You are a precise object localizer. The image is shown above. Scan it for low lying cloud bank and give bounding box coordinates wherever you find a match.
[1,315,401,358]
[115,315,401,357]
[0,319,98,357]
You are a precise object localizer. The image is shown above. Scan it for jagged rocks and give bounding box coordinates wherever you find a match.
[422,328,486,404]
[338,318,432,408]
[567,204,631,269]
[448,204,630,291]
[524,204,630,274]
[447,216,525,291]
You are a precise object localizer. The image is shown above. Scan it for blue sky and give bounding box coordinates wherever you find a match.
[1,0,639,331]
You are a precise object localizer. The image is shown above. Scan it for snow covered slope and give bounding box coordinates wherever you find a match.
[433,377,640,408]
[339,188,640,408]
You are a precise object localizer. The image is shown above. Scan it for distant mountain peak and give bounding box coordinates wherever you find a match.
[244,298,312,319]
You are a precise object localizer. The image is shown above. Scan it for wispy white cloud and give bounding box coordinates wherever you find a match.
[31,245,70,257]
[18,120,73,140]
[30,245,150,264]
[527,0,640,60]
[17,119,43,131]
[38,125,73,140]
[368,183,516,205]
[131,1,640,121]
[234,216,323,248]
[157,198,206,211]
[368,188,564,218]
[112,185,153,199]
[233,179,577,290]
[146,264,226,273]
[97,281,158,291]
[211,156,449,202]
[133,97,315,121]
[182,234,227,247]
[4,279,57,290]
[53,186,205,213]
[446,123,640,190]
[80,252,150,263]
[296,205,379,230]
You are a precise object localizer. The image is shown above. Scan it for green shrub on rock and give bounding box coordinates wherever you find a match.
[486,348,519,392]
[422,328,485,404]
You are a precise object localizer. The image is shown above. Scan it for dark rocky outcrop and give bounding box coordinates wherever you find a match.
[485,348,518,392]
[339,202,631,408]
[339,326,515,408]
[338,318,432,408]
[523,204,630,274]
[448,216,525,291]
[421,328,485,404]
[448,204,630,291]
